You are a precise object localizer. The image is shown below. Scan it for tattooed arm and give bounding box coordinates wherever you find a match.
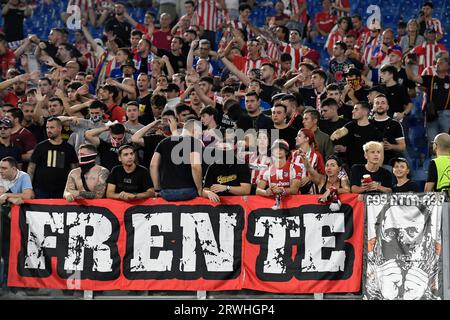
[78,167,110,199]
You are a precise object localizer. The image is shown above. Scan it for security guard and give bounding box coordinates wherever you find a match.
[425,133,450,194]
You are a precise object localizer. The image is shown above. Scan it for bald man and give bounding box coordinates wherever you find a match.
[425,133,450,192]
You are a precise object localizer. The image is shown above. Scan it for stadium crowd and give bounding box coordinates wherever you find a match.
[0,0,449,294]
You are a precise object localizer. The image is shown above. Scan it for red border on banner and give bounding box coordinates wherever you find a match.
[8,197,246,291]
[243,194,364,293]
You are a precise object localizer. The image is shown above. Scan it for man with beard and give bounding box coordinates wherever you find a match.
[33,95,73,142]
[28,117,78,198]
[202,132,251,203]
[64,144,109,201]
[153,36,187,74]
[136,72,155,125]
[5,108,36,168]
[104,2,131,47]
[106,145,153,201]
[371,94,406,167]
[85,122,132,171]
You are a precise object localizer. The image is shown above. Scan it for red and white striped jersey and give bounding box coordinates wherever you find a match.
[360,33,382,64]
[421,65,437,76]
[413,42,447,76]
[248,154,272,185]
[425,18,444,36]
[262,161,303,188]
[231,20,253,39]
[279,43,309,70]
[197,0,218,32]
[290,0,307,24]
[186,12,204,29]
[232,54,271,75]
[333,0,350,18]
[289,149,325,176]
[325,31,345,50]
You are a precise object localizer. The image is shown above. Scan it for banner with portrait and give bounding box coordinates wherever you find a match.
[364,193,444,300]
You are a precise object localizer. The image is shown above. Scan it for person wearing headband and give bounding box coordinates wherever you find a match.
[64,144,110,202]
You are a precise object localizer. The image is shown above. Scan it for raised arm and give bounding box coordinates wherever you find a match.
[131,119,162,146]
[85,126,110,146]
[187,39,199,72]
[220,56,250,86]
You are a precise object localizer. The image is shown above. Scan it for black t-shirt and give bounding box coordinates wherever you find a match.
[30,140,78,191]
[344,121,383,167]
[157,49,187,74]
[350,164,393,193]
[3,8,25,42]
[259,84,280,104]
[397,67,416,89]
[289,112,303,132]
[141,134,165,168]
[344,87,370,105]
[393,180,420,193]
[371,117,405,164]
[104,16,131,47]
[137,94,155,125]
[426,160,437,189]
[26,123,45,143]
[422,75,450,111]
[97,140,127,171]
[299,88,326,109]
[0,143,22,164]
[319,117,349,136]
[329,58,364,88]
[383,83,411,116]
[250,113,274,131]
[338,103,353,121]
[106,165,152,193]
[155,135,203,189]
[277,126,298,150]
[204,162,251,196]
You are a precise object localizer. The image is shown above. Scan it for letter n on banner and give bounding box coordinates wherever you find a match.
[243,194,364,293]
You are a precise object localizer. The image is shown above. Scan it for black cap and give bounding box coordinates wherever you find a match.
[271,92,287,103]
[0,118,13,128]
[390,157,410,168]
[120,59,137,71]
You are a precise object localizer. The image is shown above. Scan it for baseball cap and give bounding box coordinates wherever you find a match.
[271,139,290,152]
[390,157,410,169]
[120,58,137,71]
[302,49,320,65]
[388,48,403,58]
[0,118,13,128]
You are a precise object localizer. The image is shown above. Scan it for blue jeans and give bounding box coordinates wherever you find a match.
[160,187,198,202]
[426,110,450,145]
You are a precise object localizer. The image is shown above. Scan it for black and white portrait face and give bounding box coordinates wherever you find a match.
[381,207,425,262]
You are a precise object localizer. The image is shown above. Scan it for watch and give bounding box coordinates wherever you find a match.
[226,185,231,192]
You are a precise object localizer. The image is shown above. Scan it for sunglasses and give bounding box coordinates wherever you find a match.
[0,127,10,130]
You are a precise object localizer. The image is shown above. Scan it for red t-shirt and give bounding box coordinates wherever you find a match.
[0,48,16,78]
[152,29,173,51]
[315,11,336,34]
[11,127,37,153]
[107,103,126,123]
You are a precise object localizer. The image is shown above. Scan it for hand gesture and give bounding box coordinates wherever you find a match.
[191,39,199,50]
[404,265,428,300]
[34,88,45,102]
[76,84,89,96]
[377,259,403,300]
[54,88,65,99]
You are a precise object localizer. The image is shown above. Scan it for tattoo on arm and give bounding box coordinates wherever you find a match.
[94,168,110,198]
